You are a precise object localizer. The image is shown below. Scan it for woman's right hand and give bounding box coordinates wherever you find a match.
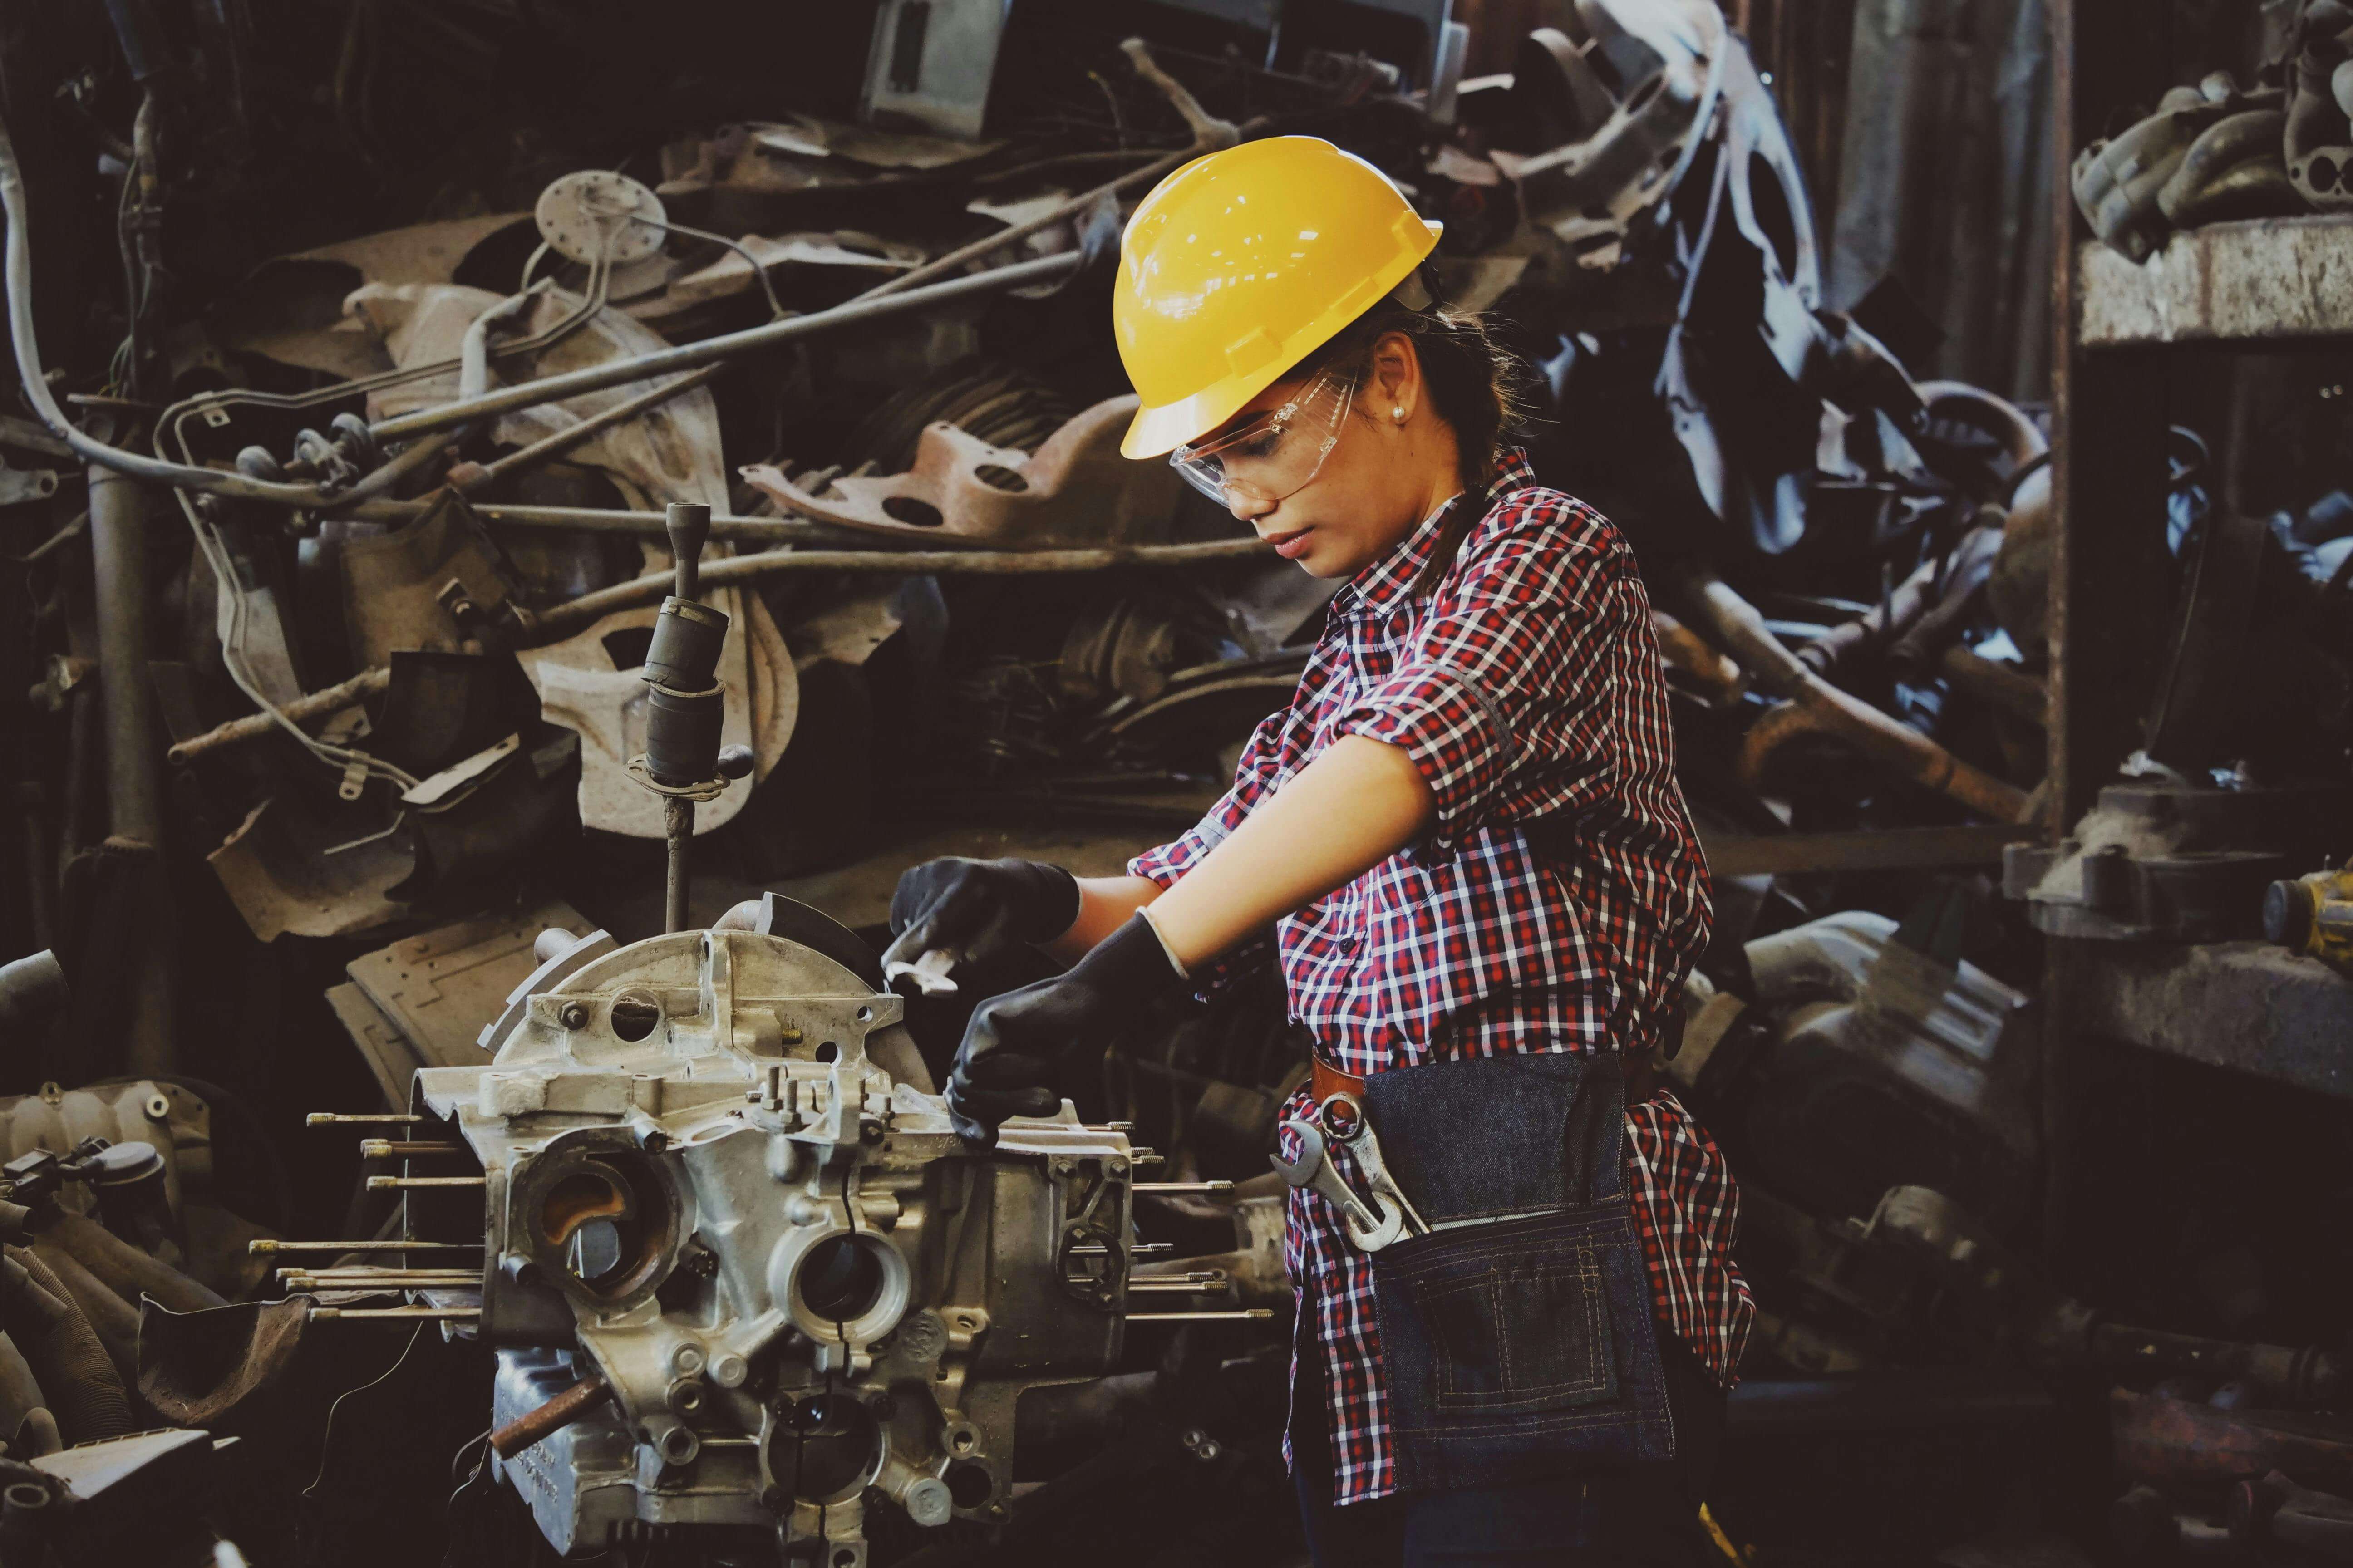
[879,857,1081,982]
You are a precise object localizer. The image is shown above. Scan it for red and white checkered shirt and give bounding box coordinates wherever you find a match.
[1130,449,1754,1506]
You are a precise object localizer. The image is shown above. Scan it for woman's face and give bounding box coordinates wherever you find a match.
[1189,332,1463,580]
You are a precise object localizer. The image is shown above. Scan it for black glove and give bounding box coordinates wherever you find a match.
[945,914,1188,1146]
[881,857,1081,982]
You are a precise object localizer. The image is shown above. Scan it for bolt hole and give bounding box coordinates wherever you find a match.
[882,497,944,528]
[856,1005,874,1022]
[610,993,662,1042]
[945,1460,992,1509]
[815,1041,839,1063]
[834,1553,857,1568]
[950,1430,975,1453]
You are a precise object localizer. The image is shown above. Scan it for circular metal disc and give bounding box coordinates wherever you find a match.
[534,169,668,266]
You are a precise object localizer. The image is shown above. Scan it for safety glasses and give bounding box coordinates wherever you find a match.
[1170,367,1357,507]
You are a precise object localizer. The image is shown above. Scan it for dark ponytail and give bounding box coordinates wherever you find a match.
[1290,275,1535,495]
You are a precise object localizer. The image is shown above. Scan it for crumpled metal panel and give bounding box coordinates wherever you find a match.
[347,282,799,836]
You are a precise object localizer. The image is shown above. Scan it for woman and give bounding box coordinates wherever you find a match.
[883,137,1753,1566]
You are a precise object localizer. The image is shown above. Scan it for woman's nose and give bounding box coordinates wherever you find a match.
[1226,489,1275,524]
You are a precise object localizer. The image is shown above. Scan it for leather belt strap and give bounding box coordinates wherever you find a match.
[1312,1051,1659,1106]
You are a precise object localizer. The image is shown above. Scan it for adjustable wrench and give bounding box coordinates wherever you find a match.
[1272,1118,1404,1252]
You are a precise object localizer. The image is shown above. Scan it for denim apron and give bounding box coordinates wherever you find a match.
[1359,1050,1674,1493]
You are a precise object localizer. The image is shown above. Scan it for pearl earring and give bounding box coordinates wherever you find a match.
[1391,406,1405,422]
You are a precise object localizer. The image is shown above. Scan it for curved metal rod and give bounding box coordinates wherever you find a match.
[1917,380,2048,467]
[1676,568,2033,823]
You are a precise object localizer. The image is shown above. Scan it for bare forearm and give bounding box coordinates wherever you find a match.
[1147,736,1433,968]
[1042,875,1164,963]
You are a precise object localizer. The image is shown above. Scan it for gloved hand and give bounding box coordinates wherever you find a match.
[945,914,1188,1146]
[881,857,1081,983]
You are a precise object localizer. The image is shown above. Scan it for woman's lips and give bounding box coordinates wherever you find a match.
[1265,526,1314,560]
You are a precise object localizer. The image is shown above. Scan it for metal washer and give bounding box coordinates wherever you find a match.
[534,169,667,266]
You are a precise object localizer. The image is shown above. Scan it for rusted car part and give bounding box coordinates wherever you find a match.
[2288,0,2353,211]
[2162,108,2296,228]
[2072,76,2294,261]
[1674,569,2031,821]
[1673,903,2039,1229]
[2003,777,2353,941]
[741,396,1187,547]
[1487,2,1727,271]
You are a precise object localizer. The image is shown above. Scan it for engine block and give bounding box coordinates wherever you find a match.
[412,912,1138,1559]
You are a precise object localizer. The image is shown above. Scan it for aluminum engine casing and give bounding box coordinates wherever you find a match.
[415,925,1137,1560]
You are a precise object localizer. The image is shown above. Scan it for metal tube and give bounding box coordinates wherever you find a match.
[358,1140,464,1159]
[307,1307,480,1321]
[305,1113,425,1125]
[1124,1310,1274,1322]
[663,796,693,935]
[89,464,173,1078]
[490,1374,612,1459]
[523,537,1270,644]
[1132,1182,1235,1194]
[368,251,1083,442]
[456,369,717,493]
[364,1175,486,1190]
[346,499,842,542]
[250,1239,480,1253]
[88,468,160,846]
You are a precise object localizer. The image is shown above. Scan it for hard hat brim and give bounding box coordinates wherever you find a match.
[1119,217,1444,461]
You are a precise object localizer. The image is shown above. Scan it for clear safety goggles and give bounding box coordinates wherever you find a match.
[1170,367,1357,507]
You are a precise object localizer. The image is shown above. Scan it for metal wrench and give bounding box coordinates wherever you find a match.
[1271,1119,1403,1252]
[1336,1116,1428,1239]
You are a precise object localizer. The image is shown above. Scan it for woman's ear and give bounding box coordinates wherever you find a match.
[1369,331,1421,423]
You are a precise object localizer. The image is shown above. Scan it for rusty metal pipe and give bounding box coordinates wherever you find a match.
[1678,570,2032,822]
[491,1373,613,1459]
[166,665,391,766]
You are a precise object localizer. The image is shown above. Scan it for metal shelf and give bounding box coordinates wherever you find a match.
[2058,939,2353,1100]
[2078,215,2353,348]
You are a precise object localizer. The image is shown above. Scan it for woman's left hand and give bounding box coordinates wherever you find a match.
[945,914,1186,1146]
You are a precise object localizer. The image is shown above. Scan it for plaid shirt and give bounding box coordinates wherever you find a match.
[1130,450,1754,1505]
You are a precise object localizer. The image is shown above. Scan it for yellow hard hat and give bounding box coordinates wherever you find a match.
[1114,136,1443,459]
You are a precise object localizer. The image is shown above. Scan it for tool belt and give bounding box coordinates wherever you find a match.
[1304,1052,1676,1491]
[1312,1048,1660,1109]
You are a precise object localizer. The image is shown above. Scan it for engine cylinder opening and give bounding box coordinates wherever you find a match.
[797,1234,886,1322]
[775,1394,882,1502]
[610,991,663,1042]
[525,1150,677,1306]
[945,1460,993,1510]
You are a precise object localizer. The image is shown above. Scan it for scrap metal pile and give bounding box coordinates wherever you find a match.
[0,0,2345,1564]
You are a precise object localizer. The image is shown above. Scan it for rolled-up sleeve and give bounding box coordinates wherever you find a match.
[1333,537,1620,838]
[1127,703,1291,996]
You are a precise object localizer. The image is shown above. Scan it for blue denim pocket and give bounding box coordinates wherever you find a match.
[1361,1051,1674,1493]
[1415,1234,1614,1414]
